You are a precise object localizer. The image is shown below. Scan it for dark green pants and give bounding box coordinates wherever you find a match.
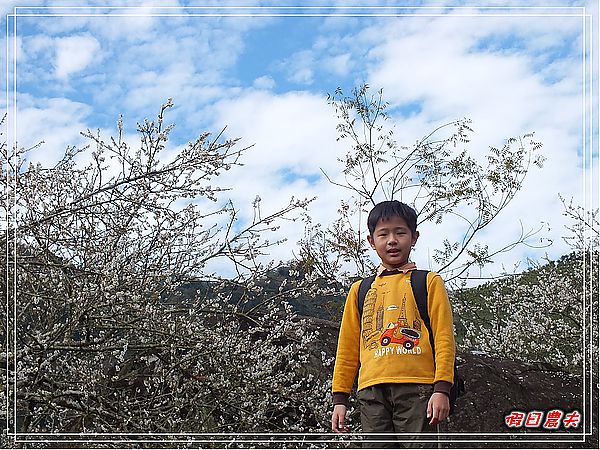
[357,383,439,449]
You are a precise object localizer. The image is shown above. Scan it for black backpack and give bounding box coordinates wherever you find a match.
[357,269,465,415]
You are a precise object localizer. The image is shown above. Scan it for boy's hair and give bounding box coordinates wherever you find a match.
[367,200,418,235]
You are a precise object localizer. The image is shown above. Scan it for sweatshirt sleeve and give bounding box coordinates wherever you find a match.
[331,280,362,402]
[427,273,456,386]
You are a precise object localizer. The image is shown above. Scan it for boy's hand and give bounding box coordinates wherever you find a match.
[427,392,450,425]
[331,404,349,434]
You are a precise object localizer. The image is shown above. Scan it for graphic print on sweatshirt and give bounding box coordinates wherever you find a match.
[362,286,423,357]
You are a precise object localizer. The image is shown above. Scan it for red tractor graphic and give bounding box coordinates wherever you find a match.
[380,322,421,349]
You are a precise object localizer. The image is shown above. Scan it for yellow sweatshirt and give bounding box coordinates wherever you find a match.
[332,268,455,403]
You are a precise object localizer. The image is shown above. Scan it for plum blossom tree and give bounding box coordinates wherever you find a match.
[0,103,335,444]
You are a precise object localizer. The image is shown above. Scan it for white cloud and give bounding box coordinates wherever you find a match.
[211,90,342,171]
[326,53,353,77]
[15,95,92,167]
[54,34,101,80]
[281,50,315,85]
[24,34,53,55]
[201,90,349,256]
[253,75,275,90]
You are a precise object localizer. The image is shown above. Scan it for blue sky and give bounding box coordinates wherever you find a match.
[3,0,598,280]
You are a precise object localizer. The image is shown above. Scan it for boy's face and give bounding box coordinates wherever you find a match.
[367,215,419,270]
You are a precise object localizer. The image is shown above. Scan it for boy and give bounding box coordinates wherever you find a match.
[331,200,455,448]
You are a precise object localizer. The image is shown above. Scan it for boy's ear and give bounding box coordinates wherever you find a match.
[367,234,375,249]
[412,230,420,246]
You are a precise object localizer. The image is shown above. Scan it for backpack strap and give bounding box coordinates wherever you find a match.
[357,274,376,315]
[410,269,434,358]
[412,270,464,410]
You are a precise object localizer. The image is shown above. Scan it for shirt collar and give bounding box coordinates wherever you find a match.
[376,262,417,277]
